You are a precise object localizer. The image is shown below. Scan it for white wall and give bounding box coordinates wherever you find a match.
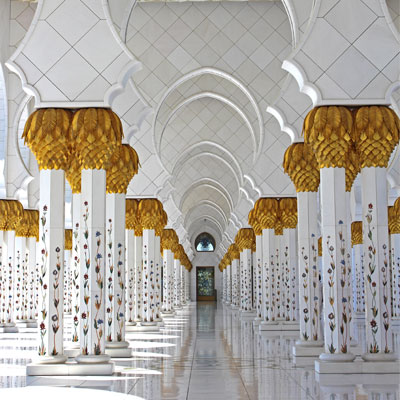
[189,251,222,303]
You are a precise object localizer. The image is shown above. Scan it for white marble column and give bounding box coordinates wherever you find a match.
[174,258,182,309]
[226,262,232,307]
[230,252,240,309]
[261,228,276,323]
[71,194,81,344]
[320,168,354,361]
[141,228,158,325]
[222,268,227,303]
[274,233,283,320]
[105,193,130,353]
[15,236,28,322]
[38,170,66,362]
[239,249,252,312]
[162,249,174,314]
[134,234,143,322]
[351,221,364,318]
[27,235,37,324]
[361,167,395,359]
[283,228,298,323]
[297,192,322,345]
[78,169,109,361]
[154,232,163,321]
[125,228,136,324]
[255,234,263,321]
[390,232,400,320]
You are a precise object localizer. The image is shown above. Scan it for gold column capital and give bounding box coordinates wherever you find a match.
[23,108,73,170]
[283,142,320,192]
[351,221,363,246]
[106,144,139,194]
[235,228,255,252]
[304,106,354,168]
[354,106,400,168]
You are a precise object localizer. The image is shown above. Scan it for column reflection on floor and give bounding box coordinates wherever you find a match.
[0,302,399,399]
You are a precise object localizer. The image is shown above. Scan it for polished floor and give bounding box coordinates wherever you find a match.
[0,303,399,399]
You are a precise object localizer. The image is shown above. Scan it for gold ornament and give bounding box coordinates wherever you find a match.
[71,108,123,170]
[26,210,39,240]
[228,243,240,260]
[235,228,255,251]
[138,198,164,230]
[125,199,142,236]
[388,199,400,235]
[345,144,360,192]
[248,208,262,236]
[283,142,320,192]
[106,144,140,194]
[23,108,73,170]
[254,197,279,230]
[66,156,82,194]
[174,244,184,260]
[161,229,179,252]
[318,237,322,257]
[354,106,400,168]
[351,221,363,246]
[65,229,73,251]
[274,221,283,236]
[279,198,297,229]
[303,106,354,168]
[155,210,168,237]
[3,200,23,231]
[15,209,31,237]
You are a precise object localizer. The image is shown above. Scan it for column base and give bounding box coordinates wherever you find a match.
[259,321,299,332]
[293,340,324,355]
[140,321,158,326]
[126,323,160,332]
[161,311,175,318]
[361,352,398,362]
[75,354,111,364]
[315,358,400,374]
[0,323,18,333]
[253,317,262,326]
[34,355,68,364]
[126,321,137,327]
[64,347,80,358]
[240,310,256,319]
[16,320,37,328]
[27,360,114,376]
[105,341,132,358]
[353,312,365,320]
[391,317,400,326]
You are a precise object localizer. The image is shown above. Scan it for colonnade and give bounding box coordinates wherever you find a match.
[0,108,192,375]
[220,105,400,373]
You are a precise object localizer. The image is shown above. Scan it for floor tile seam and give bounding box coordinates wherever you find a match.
[279,366,318,400]
[185,315,197,400]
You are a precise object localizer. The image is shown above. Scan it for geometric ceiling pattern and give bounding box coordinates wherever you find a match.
[124,1,294,254]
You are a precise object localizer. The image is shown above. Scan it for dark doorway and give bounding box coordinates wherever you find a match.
[196,266,216,301]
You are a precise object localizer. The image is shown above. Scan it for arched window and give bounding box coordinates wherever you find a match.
[195,232,215,252]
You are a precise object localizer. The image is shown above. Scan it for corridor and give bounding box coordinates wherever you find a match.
[1,302,399,399]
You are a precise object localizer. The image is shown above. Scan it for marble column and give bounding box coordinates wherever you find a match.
[15,235,28,322]
[283,142,322,348]
[229,244,240,309]
[105,193,130,355]
[38,170,66,362]
[125,198,139,326]
[304,106,355,362]
[388,202,400,323]
[274,231,283,320]
[154,211,167,321]
[71,194,81,344]
[226,261,232,307]
[104,144,138,354]
[134,233,143,322]
[139,199,165,326]
[354,106,399,361]
[64,229,72,315]
[283,227,298,323]
[351,221,364,318]
[174,257,182,309]
[72,108,123,363]
[160,230,176,315]
[27,232,38,325]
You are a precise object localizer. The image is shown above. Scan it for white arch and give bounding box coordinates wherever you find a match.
[178,179,234,213]
[171,140,243,184]
[184,200,228,228]
[153,67,264,159]
[158,92,257,163]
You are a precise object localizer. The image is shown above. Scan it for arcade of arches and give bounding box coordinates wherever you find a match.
[0,0,399,399]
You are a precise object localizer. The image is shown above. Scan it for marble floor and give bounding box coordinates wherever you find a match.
[0,303,399,399]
